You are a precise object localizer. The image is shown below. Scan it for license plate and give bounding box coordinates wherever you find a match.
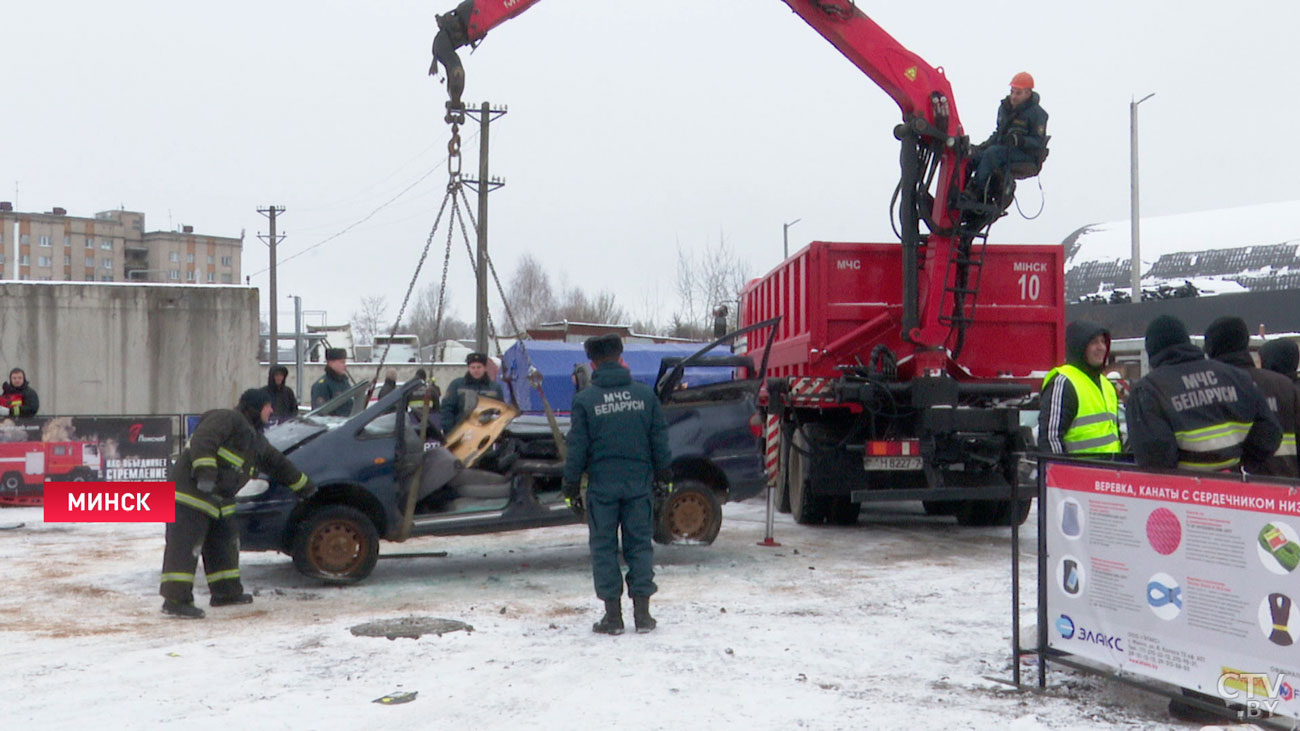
[863,456,923,471]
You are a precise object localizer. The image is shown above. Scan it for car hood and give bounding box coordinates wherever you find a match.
[264,417,343,452]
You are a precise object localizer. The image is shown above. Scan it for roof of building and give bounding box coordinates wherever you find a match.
[1063,199,1300,302]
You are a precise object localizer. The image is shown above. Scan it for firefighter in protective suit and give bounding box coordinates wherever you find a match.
[160,389,315,618]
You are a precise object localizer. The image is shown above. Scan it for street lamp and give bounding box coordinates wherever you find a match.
[1130,92,1155,303]
[783,218,802,260]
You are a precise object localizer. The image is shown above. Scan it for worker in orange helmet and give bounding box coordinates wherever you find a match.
[968,71,1050,198]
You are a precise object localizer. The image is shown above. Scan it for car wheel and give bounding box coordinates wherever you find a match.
[789,428,828,525]
[653,480,722,545]
[1,472,21,492]
[291,505,380,584]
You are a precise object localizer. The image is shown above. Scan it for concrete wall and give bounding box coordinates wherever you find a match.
[0,282,259,415]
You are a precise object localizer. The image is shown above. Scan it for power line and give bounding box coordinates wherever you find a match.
[248,132,479,279]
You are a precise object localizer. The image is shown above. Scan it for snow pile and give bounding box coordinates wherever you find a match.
[0,502,1186,730]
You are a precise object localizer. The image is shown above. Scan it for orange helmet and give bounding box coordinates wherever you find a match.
[1010,72,1035,90]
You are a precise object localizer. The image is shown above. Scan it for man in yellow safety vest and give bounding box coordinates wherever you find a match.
[1039,321,1120,456]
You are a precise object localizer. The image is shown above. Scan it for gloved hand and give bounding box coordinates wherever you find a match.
[655,469,673,486]
[1006,131,1023,148]
[196,476,216,495]
[296,479,317,502]
[562,481,581,501]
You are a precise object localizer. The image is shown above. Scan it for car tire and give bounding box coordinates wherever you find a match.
[291,504,380,584]
[653,480,722,545]
[789,428,828,525]
[1,472,22,492]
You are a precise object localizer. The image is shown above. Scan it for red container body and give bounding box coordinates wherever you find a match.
[740,241,1064,385]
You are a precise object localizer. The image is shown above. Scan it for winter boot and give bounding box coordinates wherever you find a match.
[161,600,205,619]
[592,598,624,635]
[210,593,254,607]
[632,596,656,633]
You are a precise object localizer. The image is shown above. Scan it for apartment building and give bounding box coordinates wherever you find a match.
[0,203,242,284]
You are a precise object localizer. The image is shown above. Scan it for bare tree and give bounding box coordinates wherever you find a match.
[499,253,556,331]
[675,232,751,335]
[407,282,474,349]
[553,286,625,324]
[351,295,389,345]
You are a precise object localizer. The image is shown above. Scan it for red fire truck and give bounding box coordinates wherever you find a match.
[741,242,1062,528]
[0,441,103,505]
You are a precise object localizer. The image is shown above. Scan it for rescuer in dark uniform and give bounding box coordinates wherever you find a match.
[1204,316,1300,477]
[1261,338,1300,386]
[1039,321,1120,456]
[160,389,315,618]
[969,71,1049,196]
[439,352,505,431]
[310,348,354,416]
[563,334,672,634]
[1126,315,1280,473]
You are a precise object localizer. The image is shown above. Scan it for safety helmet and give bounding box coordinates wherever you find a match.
[1010,72,1034,90]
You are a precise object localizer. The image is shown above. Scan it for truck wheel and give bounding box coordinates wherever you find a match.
[827,496,859,526]
[1,473,21,492]
[653,480,722,545]
[291,505,379,584]
[789,429,828,525]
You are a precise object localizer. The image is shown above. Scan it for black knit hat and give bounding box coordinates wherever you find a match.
[584,333,624,362]
[466,352,488,366]
[325,347,347,361]
[1144,315,1191,357]
[1203,316,1250,359]
[238,387,272,412]
[1261,339,1300,377]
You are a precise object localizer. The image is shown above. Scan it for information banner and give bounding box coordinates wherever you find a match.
[0,416,176,506]
[1044,461,1300,719]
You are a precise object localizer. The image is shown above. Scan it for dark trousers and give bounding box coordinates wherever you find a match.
[971,143,1036,192]
[160,493,243,604]
[586,478,657,600]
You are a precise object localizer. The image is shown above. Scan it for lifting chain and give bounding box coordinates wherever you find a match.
[447,123,462,178]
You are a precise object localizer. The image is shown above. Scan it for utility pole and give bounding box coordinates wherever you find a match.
[463,102,507,353]
[783,218,802,260]
[258,205,286,367]
[1130,93,1155,303]
[289,294,304,395]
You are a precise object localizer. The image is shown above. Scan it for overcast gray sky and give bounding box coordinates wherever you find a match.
[4,1,1297,334]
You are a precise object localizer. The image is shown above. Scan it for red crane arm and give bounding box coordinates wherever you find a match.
[431,0,983,357]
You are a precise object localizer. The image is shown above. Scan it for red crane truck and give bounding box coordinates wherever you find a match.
[428,1,1065,525]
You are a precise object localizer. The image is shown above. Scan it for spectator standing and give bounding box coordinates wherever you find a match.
[265,365,298,424]
[1,368,39,417]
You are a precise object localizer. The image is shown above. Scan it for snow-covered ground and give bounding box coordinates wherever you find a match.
[0,500,1212,730]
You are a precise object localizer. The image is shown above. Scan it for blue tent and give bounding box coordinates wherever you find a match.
[500,340,735,413]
